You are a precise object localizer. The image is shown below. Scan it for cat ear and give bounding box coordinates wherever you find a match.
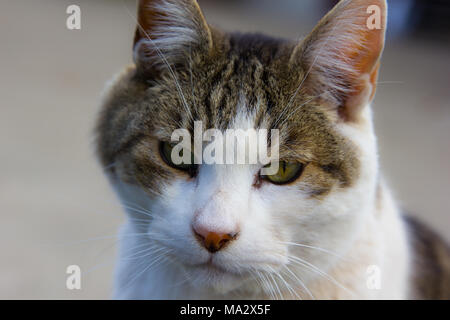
[290,0,387,122]
[133,0,212,72]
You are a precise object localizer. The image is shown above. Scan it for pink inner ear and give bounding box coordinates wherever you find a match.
[336,1,387,120]
[342,23,385,78]
[325,0,387,82]
[293,0,387,121]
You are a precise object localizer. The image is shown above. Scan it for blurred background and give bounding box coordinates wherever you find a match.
[0,0,449,299]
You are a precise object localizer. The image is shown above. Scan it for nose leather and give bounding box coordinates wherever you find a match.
[193,229,236,253]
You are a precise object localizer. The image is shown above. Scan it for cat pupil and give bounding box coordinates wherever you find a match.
[282,161,287,173]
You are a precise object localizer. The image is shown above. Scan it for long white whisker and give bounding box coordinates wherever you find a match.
[122,249,173,291]
[283,264,314,300]
[257,270,275,300]
[288,255,354,296]
[267,271,283,300]
[120,203,170,225]
[277,91,328,129]
[278,240,354,262]
[121,243,162,260]
[121,245,166,261]
[268,266,298,300]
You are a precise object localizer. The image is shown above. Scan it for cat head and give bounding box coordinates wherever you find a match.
[97,0,387,296]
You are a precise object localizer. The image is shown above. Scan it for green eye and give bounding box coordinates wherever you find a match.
[262,161,304,185]
[159,142,197,176]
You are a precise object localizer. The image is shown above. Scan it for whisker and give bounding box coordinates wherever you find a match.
[102,162,117,171]
[122,249,173,292]
[283,264,314,300]
[258,271,276,300]
[248,269,265,297]
[188,46,196,107]
[376,80,404,84]
[120,202,170,225]
[287,255,354,297]
[51,230,172,247]
[84,259,115,276]
[274,21,341,128]
[268,266,298,300]
[269,272,283,300]
[277,91,329,129]
[121,245,166,261]
[121,205,153,218]
[278,240,355,262]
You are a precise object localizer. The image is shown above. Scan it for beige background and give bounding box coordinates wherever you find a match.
[0,0,449,299]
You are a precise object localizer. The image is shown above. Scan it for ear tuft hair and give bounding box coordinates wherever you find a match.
[291,0,387,121]
[133,0,212,72]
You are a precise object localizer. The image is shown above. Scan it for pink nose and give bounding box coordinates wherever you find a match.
[193,225,238,253]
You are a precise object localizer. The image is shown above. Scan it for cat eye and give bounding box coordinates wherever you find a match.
[261,161,304,185]
[159,142,197,176]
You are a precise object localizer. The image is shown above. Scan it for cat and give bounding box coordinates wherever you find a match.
[96,0,450,299]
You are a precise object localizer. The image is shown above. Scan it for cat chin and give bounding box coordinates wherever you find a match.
[184,263,253,294]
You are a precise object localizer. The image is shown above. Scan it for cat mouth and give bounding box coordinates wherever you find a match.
[192,258,243,277]
[185,256,284,291]
[191,255,284,276]
[197,259,233,274]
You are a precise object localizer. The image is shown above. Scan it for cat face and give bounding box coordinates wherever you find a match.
[97,0,386,296]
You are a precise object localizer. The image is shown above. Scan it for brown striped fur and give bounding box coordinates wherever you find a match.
[97,31,360,198]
